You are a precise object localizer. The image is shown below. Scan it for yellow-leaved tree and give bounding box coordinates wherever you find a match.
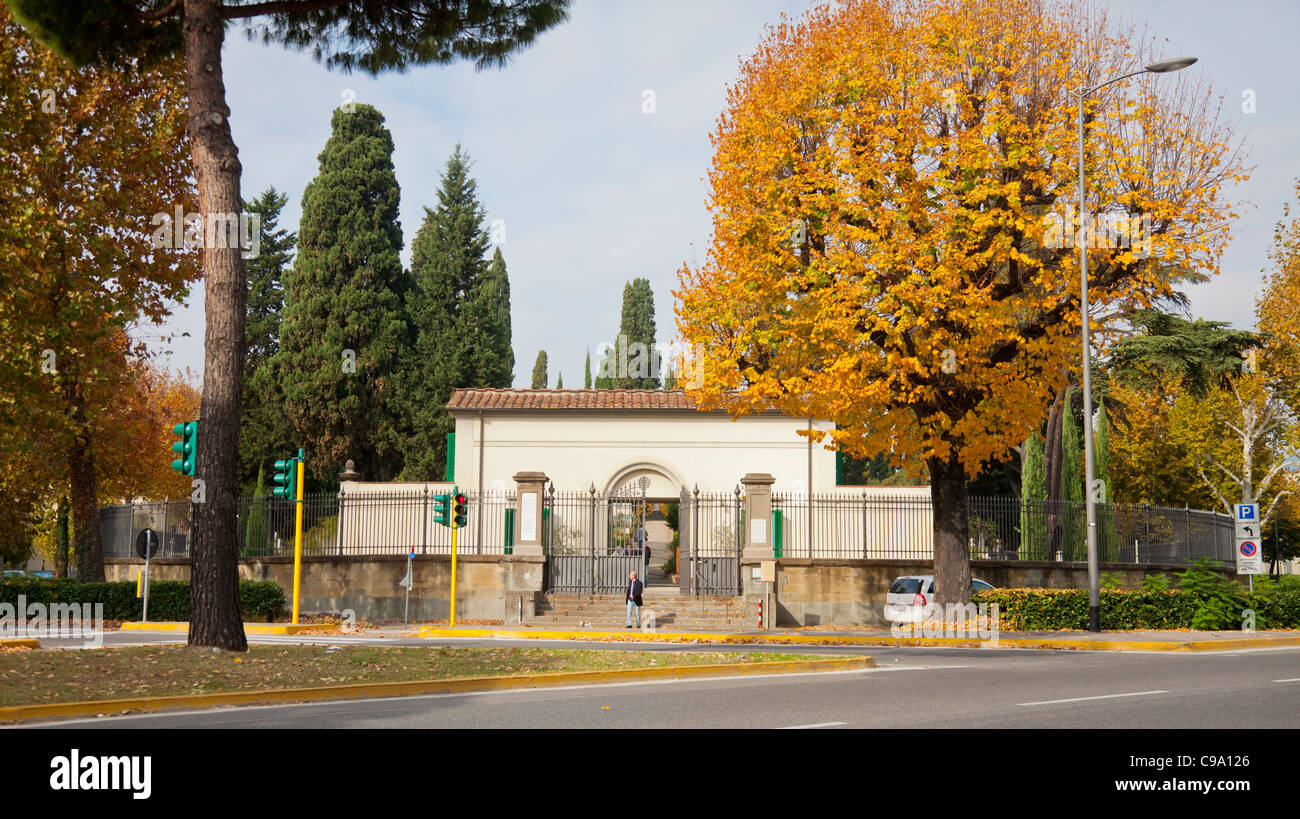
[675,0,1246,602]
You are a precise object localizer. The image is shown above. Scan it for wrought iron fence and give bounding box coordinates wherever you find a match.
[543,488,653,594]
[771,491,1234,565]
[99,489,517,559]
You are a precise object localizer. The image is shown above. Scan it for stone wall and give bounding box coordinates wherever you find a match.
[763,558,1242,627]
[104,554,544,624]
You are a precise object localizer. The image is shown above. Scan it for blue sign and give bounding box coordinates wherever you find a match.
[1236,503,1258,521]
[1240,541,1257,557]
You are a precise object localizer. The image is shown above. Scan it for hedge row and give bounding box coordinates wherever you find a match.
[0,578,286,622]
[972,587,1300,631]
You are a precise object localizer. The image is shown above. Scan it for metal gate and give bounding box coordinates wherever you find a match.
[543,483,652,594]
[680,486,743,596]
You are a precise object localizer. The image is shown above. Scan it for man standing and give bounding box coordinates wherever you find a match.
[626,570,644,629]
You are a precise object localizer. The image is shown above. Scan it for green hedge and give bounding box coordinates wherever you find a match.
[973,587,1300,631]
[0,578,286,622]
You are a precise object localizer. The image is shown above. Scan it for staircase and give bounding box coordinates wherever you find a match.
[534,591,750,630]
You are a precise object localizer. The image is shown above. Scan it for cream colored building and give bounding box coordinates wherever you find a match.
[446,389,837,500]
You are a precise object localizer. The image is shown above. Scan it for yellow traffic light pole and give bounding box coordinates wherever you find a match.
[450,511,458,627]
[291,456,305,624]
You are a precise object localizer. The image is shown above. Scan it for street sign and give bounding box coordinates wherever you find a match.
[1236,539,1264,575]
[1235,518,1259,539]
[134,528,159,560]
[1235,503,1258,522]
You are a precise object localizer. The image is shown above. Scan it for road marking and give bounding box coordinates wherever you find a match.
[1273,678,1300,683]
[779,721,846,729]
[1018,690,1168,707]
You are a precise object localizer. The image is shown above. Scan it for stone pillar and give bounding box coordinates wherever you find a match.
[740,473,777,629]
[512,472,548,557]
[741,473,775,560]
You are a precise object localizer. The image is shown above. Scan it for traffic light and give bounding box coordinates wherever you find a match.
[272,457,297,498]
[170,420,199,476]
[431,492,451,527]
[452,490,468,529]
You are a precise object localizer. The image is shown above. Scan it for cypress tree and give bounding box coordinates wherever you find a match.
[1020,432,1046,557]
[239,186,297,489]
[584,348,592,389]
[276,104,407,484]
[1061,388,1084,558]
[616,278,659,388]
[461,246,514,388]
[1095,398,1118,558]
[244,464,269,556]
[556,372,563,388]
[532,350,548,389]
[396,145,505,480]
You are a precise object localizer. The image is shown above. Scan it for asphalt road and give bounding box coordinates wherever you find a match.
[24,640,1299,729]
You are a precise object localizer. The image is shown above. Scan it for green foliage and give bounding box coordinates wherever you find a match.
[1108,310,1259,398]
[243,464,270,556]
[1098,571,1125,590]
[973,585,1298,631]
[396,145,511,481]
[1140,573,1171,591]
[239,187,297,489]
[1060,387,1085,559]
[661,551,677,576]
[276,104,408,484]
[584,348,592,389]
[1176,557,1249,629]
[597,278,659,388]
[531,350,548,389]
[0,577,286,622]
[1020,431,1045,556]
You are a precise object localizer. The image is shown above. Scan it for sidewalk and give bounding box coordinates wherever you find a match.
[407,624,1300,652]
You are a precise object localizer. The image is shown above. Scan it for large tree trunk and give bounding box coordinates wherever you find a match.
[54,499,69,578]
[928,452,971,605]
[184,0,248,651]
[67,430,104,581]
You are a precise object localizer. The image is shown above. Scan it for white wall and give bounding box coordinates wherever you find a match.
[451,411,837,497]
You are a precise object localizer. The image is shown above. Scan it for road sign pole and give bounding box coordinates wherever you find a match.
[292,455,305,624]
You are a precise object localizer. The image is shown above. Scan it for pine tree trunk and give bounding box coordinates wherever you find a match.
[928,452,972,604]
[184,0,247,651]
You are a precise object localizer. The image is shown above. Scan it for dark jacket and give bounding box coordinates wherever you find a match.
[626,579,644,606]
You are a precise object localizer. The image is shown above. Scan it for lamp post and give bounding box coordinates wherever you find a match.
[1076,56,1196,632]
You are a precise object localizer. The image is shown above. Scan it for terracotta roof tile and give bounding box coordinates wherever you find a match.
[447,388,705,412]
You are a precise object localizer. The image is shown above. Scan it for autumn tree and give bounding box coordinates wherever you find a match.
[7,0,570,649]
[675,0,1245,603]
[0,7,197,580]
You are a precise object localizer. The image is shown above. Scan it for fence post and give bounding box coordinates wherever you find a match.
[161,497,170,557]
[336,488,345,557]
[1185,505,1192,563]
[421,486,428,555]
[862,490,868,559]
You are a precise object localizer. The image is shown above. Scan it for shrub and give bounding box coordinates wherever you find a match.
[972,585,1299,631]
[0,577,286,622]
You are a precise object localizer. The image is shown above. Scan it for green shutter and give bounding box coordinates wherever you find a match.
[504,508,514,555]
[445,432,455,481]
[774,510,783,559]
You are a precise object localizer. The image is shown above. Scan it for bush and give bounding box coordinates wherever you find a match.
[0,577,286,622]
[972,585,1300,631]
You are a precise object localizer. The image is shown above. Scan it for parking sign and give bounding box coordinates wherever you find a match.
[1236,503,1257,521]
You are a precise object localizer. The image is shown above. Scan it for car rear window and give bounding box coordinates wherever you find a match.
[889,578,922,595]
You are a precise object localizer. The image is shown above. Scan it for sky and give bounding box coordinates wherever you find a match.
[148,0,1300,388]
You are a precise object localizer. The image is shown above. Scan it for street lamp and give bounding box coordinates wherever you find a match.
[1076,57,1197,632]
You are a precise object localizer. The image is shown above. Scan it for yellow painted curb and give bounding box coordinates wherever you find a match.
[0,639,40,649]
[0,656,873,723]
[412,627,1300,653]
[119,622,341,635]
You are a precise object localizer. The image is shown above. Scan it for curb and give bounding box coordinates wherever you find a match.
[119,622,341,635]
[0,656,874,723]
[0,639,40,649]
[412,627,1300,652]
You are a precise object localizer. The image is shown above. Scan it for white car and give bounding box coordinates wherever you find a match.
[884,574,995,622]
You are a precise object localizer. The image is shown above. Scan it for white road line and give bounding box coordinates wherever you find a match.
[1018,690,1169,707]
[779,721,846,729]
[1272,678,1300,683]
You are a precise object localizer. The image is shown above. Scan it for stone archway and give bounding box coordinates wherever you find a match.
[600,460,684,587]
